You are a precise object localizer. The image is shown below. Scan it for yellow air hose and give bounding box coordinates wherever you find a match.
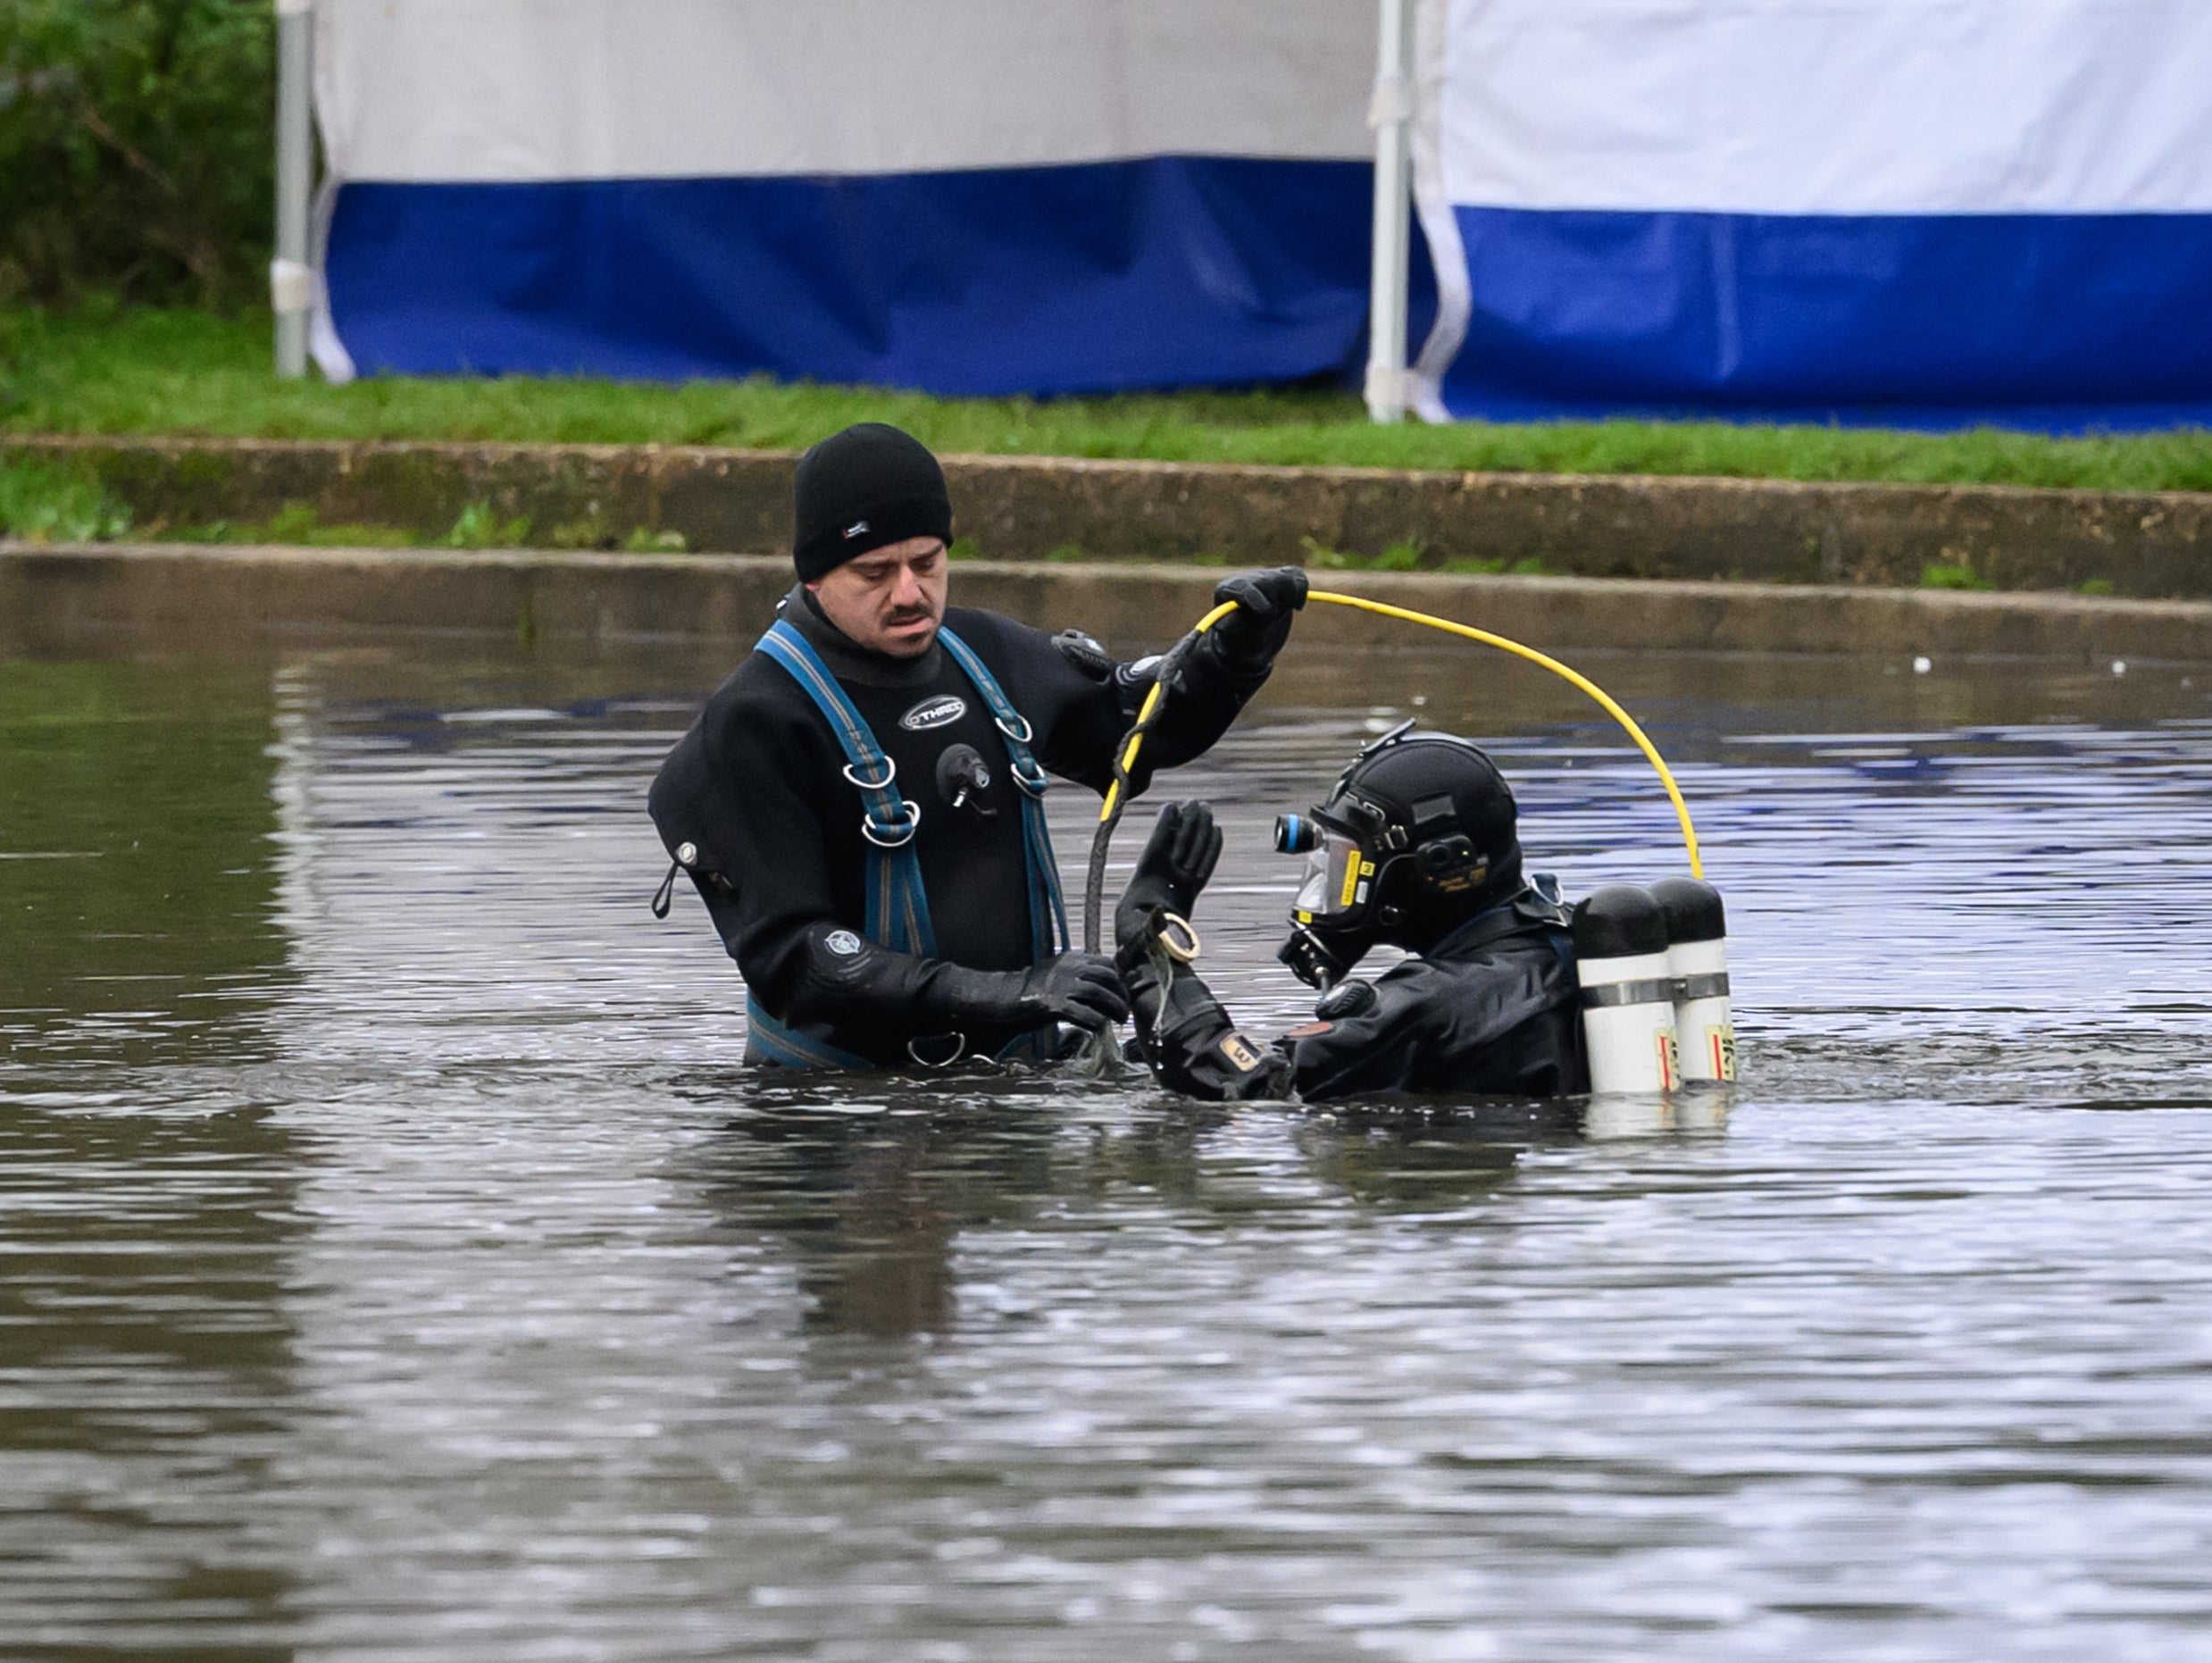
[1080,589,1704,955]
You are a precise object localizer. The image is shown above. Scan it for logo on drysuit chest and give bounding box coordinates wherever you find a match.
[899,695,968,731]
[825,930,863,957]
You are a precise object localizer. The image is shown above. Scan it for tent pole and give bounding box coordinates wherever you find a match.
[1365,0,1414,422]
[273,0,313,379]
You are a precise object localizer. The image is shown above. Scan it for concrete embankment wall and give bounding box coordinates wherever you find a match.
[8,543,2209,665]
[6,434,2209,599]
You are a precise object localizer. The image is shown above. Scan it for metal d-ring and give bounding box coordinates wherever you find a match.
[842,756,897,791]
[995,712,1034,745]
[862,798,921,848]
[1156,911,1202,963]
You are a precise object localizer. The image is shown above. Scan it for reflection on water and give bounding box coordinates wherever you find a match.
[0,659,303,1661]
[3,633,2211,1660]
[0,659,292,1064]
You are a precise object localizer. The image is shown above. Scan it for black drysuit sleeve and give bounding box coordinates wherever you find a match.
[654,698,989,1032]
[647,666,852,1014]
[1117,942,1297,1101]
[1282,942,1588,1099]
[1276,963,1465,1099]
[1124,952,1577,1103]
[947,608,1265,799]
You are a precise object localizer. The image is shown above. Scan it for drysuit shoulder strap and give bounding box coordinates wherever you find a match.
[753,620,935,957]
[755,620,893,787]
[751,618,1064,983]
[936,626,1048,796]
[938,625,1068,957]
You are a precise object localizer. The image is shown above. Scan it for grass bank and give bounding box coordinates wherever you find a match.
[6,305,2211,494]
[0,452,689,553]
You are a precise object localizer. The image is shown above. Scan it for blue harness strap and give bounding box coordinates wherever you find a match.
[749,618,1068,1070]
[744,995,875,1071]
[939,627,1071,964]
[756,621,935,957]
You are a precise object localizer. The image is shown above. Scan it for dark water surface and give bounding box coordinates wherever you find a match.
[4,632,2210,1661]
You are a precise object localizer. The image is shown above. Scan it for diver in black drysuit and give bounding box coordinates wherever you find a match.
[647,421,1306,1070]
[1114,727,1590,1100]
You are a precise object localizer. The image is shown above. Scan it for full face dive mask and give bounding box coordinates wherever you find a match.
[1271,727,1515,989]
[1273,800,1388,988]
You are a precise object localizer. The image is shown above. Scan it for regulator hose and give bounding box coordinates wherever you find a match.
[1081,601,1240,955]
[1079,589,1704,955]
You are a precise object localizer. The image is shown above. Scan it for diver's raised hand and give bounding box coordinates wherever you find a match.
[1206,566,1308,673]
[1139,799,1223,914]
[1115,801,1223,948]
[925,952,1131,1033]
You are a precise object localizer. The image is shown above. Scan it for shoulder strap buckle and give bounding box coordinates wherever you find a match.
[863,800,922,848]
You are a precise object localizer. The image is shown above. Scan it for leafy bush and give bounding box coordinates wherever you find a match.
[0,2,274,308]
[0,455,130,540]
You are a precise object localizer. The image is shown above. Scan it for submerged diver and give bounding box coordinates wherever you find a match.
[648,421,1306,1069]
[1114,726,1590,1100]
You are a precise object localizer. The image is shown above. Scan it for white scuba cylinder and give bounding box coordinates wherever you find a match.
[1651,876,1736,1084]
[1571,885,1680,1093]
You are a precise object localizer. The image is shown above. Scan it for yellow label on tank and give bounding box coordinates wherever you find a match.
[1710,1025,1738,1081]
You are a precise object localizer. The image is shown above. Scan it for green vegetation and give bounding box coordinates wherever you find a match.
[0,3,274,309]
[0,7,2207,499]
[0,454,129,540]
[438,500,530,549]
[5,305,2212,493]
[141,497,678,551]
[1299,535,1544,577]
[1302,535,1429,572]
[1919,561,1995,591]
[163,499,410,547]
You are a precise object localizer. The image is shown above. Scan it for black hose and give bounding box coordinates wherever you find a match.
[1081,633,1196,954]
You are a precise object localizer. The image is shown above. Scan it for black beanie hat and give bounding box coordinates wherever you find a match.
[792,422,954,582]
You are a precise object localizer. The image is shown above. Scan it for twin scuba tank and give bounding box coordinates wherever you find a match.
[1570,878,1736,1094]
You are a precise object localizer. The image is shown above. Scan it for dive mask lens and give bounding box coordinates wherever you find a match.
[1293,830,1366,920]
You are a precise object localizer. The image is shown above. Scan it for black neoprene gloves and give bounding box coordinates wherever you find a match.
[1111,802,1295,1101]
[1114,802,1223,951]
[1200,566,1307,679]
[925,953,1130,1033]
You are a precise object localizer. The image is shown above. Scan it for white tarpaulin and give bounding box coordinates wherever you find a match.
[309,1,1404,394]
[1411,0,2212,428]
